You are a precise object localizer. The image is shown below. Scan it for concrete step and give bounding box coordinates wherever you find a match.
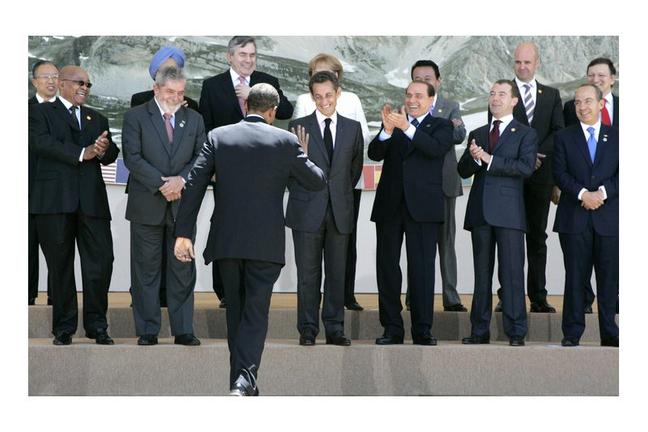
[28,338,618,396]
[28,305,616,342]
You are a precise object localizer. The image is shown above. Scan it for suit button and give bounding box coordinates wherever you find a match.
[591,175,596,181]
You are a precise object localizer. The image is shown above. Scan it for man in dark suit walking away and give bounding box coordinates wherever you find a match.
[286,71,363,347]
[122,66,206,347]
[553,84,618,347]
[459,80,537,346]
[29,65,119,346]
[174,84,325,396]
[198,36,294,308]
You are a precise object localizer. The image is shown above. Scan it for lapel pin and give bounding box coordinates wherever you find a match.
[538,89,543,94]
[511,128,516,132]
[438,109,443,113]
[425,124,431,128]
[179,120,185,128]
[603,134,608,142]
[86,115,92,120]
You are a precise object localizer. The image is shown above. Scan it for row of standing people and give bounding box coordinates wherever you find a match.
[28,37,618,396]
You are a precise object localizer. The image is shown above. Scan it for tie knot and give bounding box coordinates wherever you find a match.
[163,113,172,121]
[587,126,595,136]
[493,119,502,128]
[523,83,531,92]
[239,76,247,85]
[411,118,419,127]
[69,105,77,114]
[324,118,332,127]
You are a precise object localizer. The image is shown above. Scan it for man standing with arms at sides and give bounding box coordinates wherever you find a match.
[174,84,325,396]
[408,59,468,312]
[459,80,537,346]
[198,35,294,308]
[122,66,206,347]
[29,65,119,345]
[562,58,619,315]
[553,84,618,348]
[492,42,564,314]
[369,81,453,346]
[286,71,363,347]
[28,60,58,306]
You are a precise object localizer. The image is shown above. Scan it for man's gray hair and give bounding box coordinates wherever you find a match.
[247,83,279,113]
[228,36,256,54]
[155,65,186,86]
[577,83,603,101]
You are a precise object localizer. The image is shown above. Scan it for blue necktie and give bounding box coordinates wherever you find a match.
[587,127,597,162]
[411,118,419,127]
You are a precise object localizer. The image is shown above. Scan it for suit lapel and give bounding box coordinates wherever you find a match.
[593,125,612,167]
[308,112,330,166]
[492,120,517,155]
[53,98,81,132]
[331,114,346,167]
[147,99,173,156]
[220,72,243,117]
[171,107,187,155]
[573,126,593,167]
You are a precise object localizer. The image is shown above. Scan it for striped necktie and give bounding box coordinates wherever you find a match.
[523,83,535,124]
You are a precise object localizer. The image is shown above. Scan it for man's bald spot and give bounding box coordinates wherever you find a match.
[59,65,87,79]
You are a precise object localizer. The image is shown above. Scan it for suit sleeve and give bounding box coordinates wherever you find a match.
[367,127,389,161]
[537,89,564,156]
[457,131,484,179]
[289,138,326,191]
[199,79,215,132]
[121,110,166,193]
[351,125,364,185]
[98,115,119,165]
[448,101,467,144]
[349,93,371,146]
[29,104,83,166]
[179,115,207,180]
[411,119,453,159]
[174,139,216,238]
[270,75,294,120]
[552,132,585,198]
[488,128,537,178]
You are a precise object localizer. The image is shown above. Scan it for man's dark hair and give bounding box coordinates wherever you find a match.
[308,70,340,94]
[228,36,256,54]
[410,60,440,80]
[577,83,603,101]
[587,57,617,76]
[408,80,436,97]
[494,79,520,99]
[247,83,279,112]
[31,60,58,78]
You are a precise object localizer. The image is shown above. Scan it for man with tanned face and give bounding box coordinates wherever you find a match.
[29,65,119,345]
[553,84,618,347]
[28,60,58,306]
[369,80,453,346]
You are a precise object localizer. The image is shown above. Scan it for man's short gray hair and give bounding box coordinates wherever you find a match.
[155,65,186,86]
[227,36,256,54]
[247,83,279,113]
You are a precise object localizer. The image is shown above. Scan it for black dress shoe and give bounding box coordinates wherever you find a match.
[137,335,158,346]
[299,334,315,346]
[47,298,53,306]
[230,365,259,396]
[326,332,351,346]
[561,338,580,347]
[90,330,114,345]
[494,300,503,312]
[530,300,556,313]
[412,334,437,346]
[160,301,168,308]
[509,337,525,346]
[444,303,468,312]
[28,298,36,306]
[584,304,593,314]
[53,334,72,345]
[601,337,619,347]
[219,298,227,309]
[462,334,490,344]
[345,301,364,311]
[174,334,201,346]
[375,334,404,345]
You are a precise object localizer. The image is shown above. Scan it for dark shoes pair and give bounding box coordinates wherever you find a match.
[444,303,468,312]
[375,334,437,345]
[345,300,364,311]
[53,333,72,345]
[462,334,490,345]
[137,333,200,346]
[299,332,351,346]
[53,329,114,346]
[494,300,556,313]
[230,365,259,396]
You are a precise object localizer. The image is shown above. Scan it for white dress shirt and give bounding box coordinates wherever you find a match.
[315,110,338,148]
[58,96,85,161]
[578,120,607,200]
[474,113,514,170]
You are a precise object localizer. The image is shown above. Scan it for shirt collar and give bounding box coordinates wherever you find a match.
[153,96,174,118]
[36,93,56,103]
[515,77,536,90]
[408,112,429,125]
[230,68,249,85]
[604,92,613,106]
[580,120,601,138]
[491,113,514,131]
[315,109,338,126]
[58,96,75,110]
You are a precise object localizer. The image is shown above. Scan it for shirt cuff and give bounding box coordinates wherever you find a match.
[578,188,587,201]
[403,124,416,140]
[486,156,493,171]
[598,185,607,200]
[378,130,392,141]
[79,148,85,162]
[474,158,482,166]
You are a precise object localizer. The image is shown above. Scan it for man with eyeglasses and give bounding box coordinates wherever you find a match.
[29,65,119,346]
[28,60,58,306]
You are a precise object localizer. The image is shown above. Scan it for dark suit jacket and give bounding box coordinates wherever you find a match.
[489,81,563,184]
[122,99,206,225]
[368,114,453,223]
[563,94,619,128]
[28,98,119,219]
[130,90,199,111]
[552,124,618,236]
[174,116,325,265]
[285,112,363,234]
[28,96,43,201]
[198,70,293,132]
[458,119,538,232]
[432,95,466,197]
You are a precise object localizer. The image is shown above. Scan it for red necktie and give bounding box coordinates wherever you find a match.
[601,100,611,126]
[489,120,501,153]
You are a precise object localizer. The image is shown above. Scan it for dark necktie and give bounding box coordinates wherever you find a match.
[489,120,501,153]
[163,113,174,144]
[69,105,80,128]
[411,117,420,128]
[323,118,333,162]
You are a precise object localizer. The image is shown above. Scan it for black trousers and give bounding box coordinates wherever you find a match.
[218,258,282,387]
[560,223,619,342]
[211,263,225,300]
[343,189,362,304]
[28,213,52,302]
[470,225,527,339]
[35,212,113,337]
[375,203,439,339]
[293,206,348,337]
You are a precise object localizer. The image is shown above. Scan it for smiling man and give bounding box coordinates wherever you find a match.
[368,80,453,346]
[286,71,363,347]
[29,65,120,346]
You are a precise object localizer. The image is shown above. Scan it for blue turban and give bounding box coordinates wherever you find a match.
[149,45,186,80]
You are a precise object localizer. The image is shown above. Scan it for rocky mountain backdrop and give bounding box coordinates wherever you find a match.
[28,35,619,148]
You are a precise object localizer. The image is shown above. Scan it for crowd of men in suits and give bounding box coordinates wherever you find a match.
[28,37,619,396]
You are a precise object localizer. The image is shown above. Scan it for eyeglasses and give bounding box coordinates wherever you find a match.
[62,79,93,88]
[36,74,59,81]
